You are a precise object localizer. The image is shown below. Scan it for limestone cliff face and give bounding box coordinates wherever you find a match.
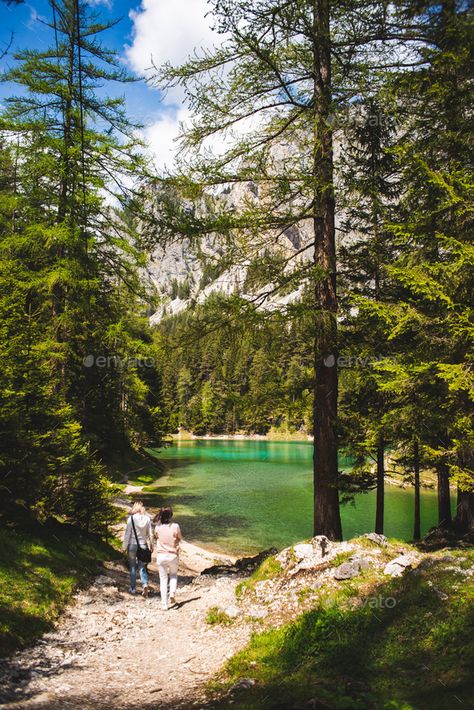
[143,146,321,323]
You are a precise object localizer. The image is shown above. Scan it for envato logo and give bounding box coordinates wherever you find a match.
[361,594,397,609]
[319,594,397,610]
[323,354,391,368]
[327,108,393,131]
[82,354,156,368]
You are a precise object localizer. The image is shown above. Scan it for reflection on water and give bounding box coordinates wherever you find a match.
[145,439,441,555]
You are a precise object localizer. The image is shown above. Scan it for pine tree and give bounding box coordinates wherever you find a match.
[379,0,474,532]
[0,0,164,528]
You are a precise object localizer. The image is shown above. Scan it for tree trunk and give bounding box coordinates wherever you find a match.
[437,462,452,527]
[375,433,385,534]
[56,2,76,224]
[312,0,342,540]
[454,489,474,532]
[413,438,421,540]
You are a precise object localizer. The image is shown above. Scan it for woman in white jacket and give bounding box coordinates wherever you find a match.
[122,501,154,597]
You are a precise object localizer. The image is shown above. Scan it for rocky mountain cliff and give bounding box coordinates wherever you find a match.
[143,160,318,324]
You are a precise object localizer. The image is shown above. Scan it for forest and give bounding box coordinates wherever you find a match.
[0,0,473,707]
[0,0,472,542]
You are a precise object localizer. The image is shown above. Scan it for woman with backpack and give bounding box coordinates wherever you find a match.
[122,501,153,597]
[154,506,182,610]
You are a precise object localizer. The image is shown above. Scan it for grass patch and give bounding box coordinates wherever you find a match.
[351,535,413,551]
[296,586,315,602]
[206,606,234,626]
[330,550,354,567]
[127,472,156,487]
[216,548,474,709]
[0,522,118,657]
[236,555,283,599]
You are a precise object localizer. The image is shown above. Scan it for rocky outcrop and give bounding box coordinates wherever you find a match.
[143,166,315,324]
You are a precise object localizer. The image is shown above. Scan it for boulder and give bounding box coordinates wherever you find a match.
[383,554,419,577]
[230,678,256,693]
[293,544,314,561]
[334,554,373,580]
[334,560,361,580]
[363,533,388,547]
[312,535,332,558]
[350,555,372,571]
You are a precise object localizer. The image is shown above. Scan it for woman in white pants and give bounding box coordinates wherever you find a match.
[154,506,182,610]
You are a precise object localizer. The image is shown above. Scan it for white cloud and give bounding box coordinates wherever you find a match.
[126,0,218,80]
[143,106,191,173]
[126,1,259,172]
[126,0,226,168]
[144,108,262,174]
[86,0,113,8]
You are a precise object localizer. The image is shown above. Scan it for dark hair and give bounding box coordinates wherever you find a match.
[156,506,173,525]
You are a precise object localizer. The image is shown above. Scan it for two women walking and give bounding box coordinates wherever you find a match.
[122,501,182,609]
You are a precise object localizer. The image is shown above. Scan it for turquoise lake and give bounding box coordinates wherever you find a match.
[147,439,441,555]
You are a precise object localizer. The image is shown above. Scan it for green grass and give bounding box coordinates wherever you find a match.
[206,606,235,626]
[330,550,355,567]
[213,548,474,710]
[236,556,283,599]
[0,522,118,657]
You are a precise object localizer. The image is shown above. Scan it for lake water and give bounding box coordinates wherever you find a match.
[146,439,441,555]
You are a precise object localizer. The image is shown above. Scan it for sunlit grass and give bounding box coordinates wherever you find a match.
[0,524,118,657]
[205,606,235,626]
[236,555,283,599]
[213,548,474,709]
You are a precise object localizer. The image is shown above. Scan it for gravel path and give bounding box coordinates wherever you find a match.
[0,556,251,709]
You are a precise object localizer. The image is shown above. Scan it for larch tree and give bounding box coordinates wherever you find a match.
[337,98,399,535]
[149,0,425,539]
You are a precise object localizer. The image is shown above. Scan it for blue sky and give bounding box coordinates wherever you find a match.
[0,0,220,169]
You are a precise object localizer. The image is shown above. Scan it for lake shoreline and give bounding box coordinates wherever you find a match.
[170,429,312,442]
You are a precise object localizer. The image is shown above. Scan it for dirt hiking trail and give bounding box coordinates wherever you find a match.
[0,544,253,709]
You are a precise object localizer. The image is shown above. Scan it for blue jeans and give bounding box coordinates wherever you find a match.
[128,545,149,591]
